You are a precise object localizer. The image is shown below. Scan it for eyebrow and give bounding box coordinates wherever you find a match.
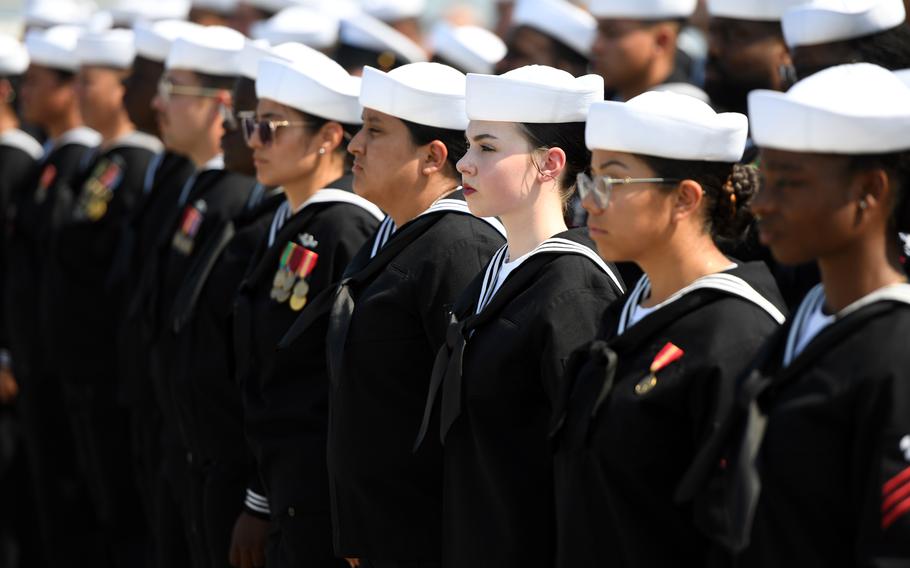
[260,112,283,120]
[598,160,629,170]
[471,133,498,142]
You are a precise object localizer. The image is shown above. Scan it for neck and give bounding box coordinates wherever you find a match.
[619,51,675,102]
[817,232,906,313]
[283,161,345,212]
[637,231,731,307]
[500,188,567,259]
[388,175,457,228]
[45,107,83,140]
[0,105,19,134]
[96,111,135,146]
[187,140,222,170]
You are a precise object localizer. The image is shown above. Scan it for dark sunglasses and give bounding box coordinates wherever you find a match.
[238,111,310,146]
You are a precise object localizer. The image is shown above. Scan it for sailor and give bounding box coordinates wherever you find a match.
[704,0,810,114]
[413,64,624,568]
[335,12,428,75]
[695,62,910,567]
[278,61,505,567]
[551,90,787,567]
[495,0,596,77]
[43,26,163,568]
[5,25,101,567]
[142,25,255,568]
[232,48,383,568]
[588,0,708,102]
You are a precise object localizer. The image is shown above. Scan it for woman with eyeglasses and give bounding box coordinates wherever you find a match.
[550,90,787,568]
[411,65,624,568]
[279,62,506,568]
[695,64,910,567]
[230,53,383,568]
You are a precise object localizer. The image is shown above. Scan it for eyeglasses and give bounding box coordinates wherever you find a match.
[576,173,680,209]
[238,111,311,146]
[157,77,225,104]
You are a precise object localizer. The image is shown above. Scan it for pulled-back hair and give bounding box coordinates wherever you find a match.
[518,121,590,207]
[638,156,761,246]
[400,118,467,180]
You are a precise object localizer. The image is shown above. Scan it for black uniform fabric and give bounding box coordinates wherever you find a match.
[236,181,380,567]
[723,291,910,567]
[0,132,40,361]
[2,131,98,567]
[310,191,505,562]
[168,189,282,568]
[43,131,161,565]
[420,229,624,568]
[551,262,786,568]
[145,167,255,568]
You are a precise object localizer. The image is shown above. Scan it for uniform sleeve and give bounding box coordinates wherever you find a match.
[854,370,910,565]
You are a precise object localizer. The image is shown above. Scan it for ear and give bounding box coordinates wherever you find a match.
[0,79,12,103]
[316,121,345,154]
[671,179,705,223]
[535,146,567,185]
[420,139,449,176]
[653,22,678,52]
[855,166,891,223]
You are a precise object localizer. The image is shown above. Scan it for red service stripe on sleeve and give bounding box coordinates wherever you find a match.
[883,477,910,514]
[883,466,910,496]
[882,495,910,530]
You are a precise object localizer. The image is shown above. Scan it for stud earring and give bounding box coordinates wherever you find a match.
[318,147,326,155]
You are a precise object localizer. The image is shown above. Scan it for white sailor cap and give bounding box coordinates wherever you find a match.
[110,0,190,26]
[191,0,239,14]
[24,0,95,29]
[895,67,910,86]
[166,25,246,76]
[76,28,135,69]
[257,51,362,124]
[359,62,467,130]
[588,0,698,20]
[135,20,202,62]
[511,0,596,57]
[0,36,30,76]
[235,38,275,80]
[25,25,83,72]
[782,0,906,47]
[587,91,748,161]
[466,65,603,123]
[340,13,427,64]
[241,0,304,14]
[250,6,339,49]
[361,0,425,21]
[707,0,812,21]
[430,23,507,75]
[749,63,910,153]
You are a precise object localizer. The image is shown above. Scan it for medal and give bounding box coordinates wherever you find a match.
[34,164,57,204]
[172,202,205,255]
[635,342,684,395]
[270,241,319,307]
[76,159,123,222]
[289,280,309,311]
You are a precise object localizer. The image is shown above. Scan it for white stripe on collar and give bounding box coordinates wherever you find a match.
[105,130,163,154]
[783,282,910,367]
[475,237,623,315]
[617,270,787,336]
[370,216,396,259]
[51,127,101,154]
[424,196,506,237]
[297,188,384,221]
[0,129,43,160]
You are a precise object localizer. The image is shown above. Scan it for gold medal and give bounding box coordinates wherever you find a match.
[86,199,107,221]
[289,280,309,311]
[634,375,657,395]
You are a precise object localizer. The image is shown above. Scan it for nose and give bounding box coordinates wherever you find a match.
[455,151,473,177]
[347,126,365,156]
[580,190,604,215]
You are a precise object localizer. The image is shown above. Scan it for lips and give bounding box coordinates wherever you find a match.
[462,183,477,196]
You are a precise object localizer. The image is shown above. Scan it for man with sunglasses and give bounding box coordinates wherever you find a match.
[138,25,257,568]
[42,27,163,568]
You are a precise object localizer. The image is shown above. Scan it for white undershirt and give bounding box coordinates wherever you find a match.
[626,263,739,328]
[792,302,835,359]
[477,249,532,315]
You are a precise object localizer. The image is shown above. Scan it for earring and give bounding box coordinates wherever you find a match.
[859,198,869,210]
[318,147,326,155]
